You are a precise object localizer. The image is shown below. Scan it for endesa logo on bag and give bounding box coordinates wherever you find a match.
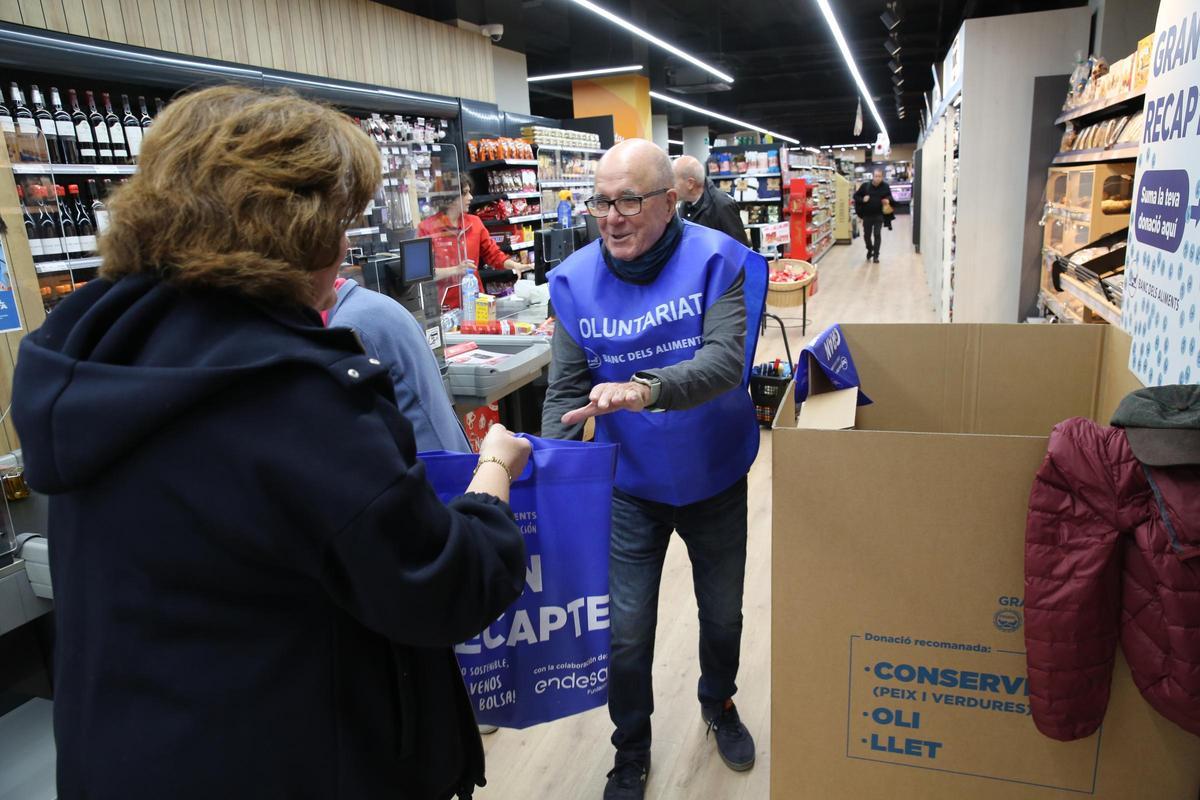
[420,436,618,729]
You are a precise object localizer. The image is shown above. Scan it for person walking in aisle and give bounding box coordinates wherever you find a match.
[11,86,532,800]
[672,154,748,244]
[853,167,894,263]
[542,139,767,800]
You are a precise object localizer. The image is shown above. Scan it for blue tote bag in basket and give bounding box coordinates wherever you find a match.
[419,435,618,729]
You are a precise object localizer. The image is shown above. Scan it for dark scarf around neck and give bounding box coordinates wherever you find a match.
[602,214,685,285]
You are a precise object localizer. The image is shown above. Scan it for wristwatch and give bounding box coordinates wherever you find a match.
[631,372,663,410]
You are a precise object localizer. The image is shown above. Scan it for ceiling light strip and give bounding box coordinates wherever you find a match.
[648,91,799,144]
[567,0,734,84]
[527,65,644,82]
[667,139,685,145]
[815,0,889,141]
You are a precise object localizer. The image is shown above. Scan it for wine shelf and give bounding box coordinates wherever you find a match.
[36,256,102,274]
[12,163,137,175]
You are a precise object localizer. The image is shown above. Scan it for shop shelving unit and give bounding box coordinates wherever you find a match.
[532,144,604,217]
[347,141,467,267]
[915,7,1091,323]
[832,174,852,243]
[708,142,786,228]
[463,139,541,259]
[1037,59,1141,326]
[784,153,836,262]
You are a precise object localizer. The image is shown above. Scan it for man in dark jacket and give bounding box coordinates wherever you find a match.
[853,168,893,263]
[674,155,748,244]
[12,276,526,799]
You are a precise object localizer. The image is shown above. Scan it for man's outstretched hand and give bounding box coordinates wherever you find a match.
[562,381,652,427]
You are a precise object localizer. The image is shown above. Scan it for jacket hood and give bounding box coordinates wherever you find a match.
[13,276,361,494]
[1112,385,1200,466]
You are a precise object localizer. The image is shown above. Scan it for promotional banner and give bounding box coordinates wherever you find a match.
[794,324,873,405]
[0,238,23,334]
[420,436,618,729]
[1124,2,1200,386]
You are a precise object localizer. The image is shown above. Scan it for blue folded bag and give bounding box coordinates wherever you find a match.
[794,323,873,405]
[419,435,619,729]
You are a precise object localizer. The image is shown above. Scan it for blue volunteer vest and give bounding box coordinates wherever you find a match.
[551,220,768,506]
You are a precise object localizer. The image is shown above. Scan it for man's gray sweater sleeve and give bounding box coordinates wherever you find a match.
[642,269,745,411]
[540,269,748,439]
[541,327,593,441]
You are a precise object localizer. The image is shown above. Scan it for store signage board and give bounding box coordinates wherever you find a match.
[1124,1,1200,386]
[0,239,23,335]
[761,222,790,248]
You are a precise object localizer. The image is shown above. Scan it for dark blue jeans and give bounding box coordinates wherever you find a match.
[608,477,749,759]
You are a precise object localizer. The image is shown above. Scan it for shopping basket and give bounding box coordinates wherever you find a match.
[750,312,794,427]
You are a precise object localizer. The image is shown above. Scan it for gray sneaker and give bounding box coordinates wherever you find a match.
[702,701,756,772]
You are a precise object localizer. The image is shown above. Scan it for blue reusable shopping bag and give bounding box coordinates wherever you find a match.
[794,323,873,405]
[419,435,619,729]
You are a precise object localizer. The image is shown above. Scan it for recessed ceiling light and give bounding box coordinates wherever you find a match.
[527,65,644,82]
[648,91,799,144]
[566,0,734,83]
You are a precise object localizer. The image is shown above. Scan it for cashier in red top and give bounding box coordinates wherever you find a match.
[419,175,530,308]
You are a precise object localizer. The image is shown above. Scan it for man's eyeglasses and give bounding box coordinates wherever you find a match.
[585,188,670,218]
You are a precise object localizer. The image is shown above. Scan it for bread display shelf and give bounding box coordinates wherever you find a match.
[1055,89,1145,125]
[1060,272,1122,326]
[1052,143,1139,165]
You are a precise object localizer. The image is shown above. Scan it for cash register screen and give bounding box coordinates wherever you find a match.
[400,237,433,283]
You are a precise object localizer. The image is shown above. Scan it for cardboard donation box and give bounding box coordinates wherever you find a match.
[771,324,1200,800]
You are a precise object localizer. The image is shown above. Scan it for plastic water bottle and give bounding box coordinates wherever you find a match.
[556,189,573,228]
[460,269,479,325]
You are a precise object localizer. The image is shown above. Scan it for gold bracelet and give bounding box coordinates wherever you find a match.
[474,455,514,483]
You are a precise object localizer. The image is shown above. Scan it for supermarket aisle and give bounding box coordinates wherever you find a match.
[479,214,935,800]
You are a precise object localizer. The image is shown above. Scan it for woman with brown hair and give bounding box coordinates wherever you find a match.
[11,86,530,800]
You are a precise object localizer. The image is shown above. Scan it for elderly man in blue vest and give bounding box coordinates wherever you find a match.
[543,139,767,800]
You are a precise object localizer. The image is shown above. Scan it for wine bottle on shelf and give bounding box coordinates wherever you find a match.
[34,186,63,262]
[17,185,44,262]
[70,184,96,252]
[88,178,110,234]
[102,92,128,164]
[50,88,79,164]
[121,94,142,162]
[10,83,41,163]
[56,184,82,254]
[86,90,112,164]
[154,97,165,116]
[0,92,15,163]
[138,96,153,131]
[68,89,96,164]
[31,85,59,163]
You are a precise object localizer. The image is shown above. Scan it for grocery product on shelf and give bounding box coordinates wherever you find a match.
[466,136,534,162]
[520,125,601,150]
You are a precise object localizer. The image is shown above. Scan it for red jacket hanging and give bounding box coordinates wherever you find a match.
[1024,418,1200,741]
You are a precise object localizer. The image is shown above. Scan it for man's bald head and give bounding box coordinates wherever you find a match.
[592,139,679,261]
[598,139,675,193]
[672,156,706,204]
